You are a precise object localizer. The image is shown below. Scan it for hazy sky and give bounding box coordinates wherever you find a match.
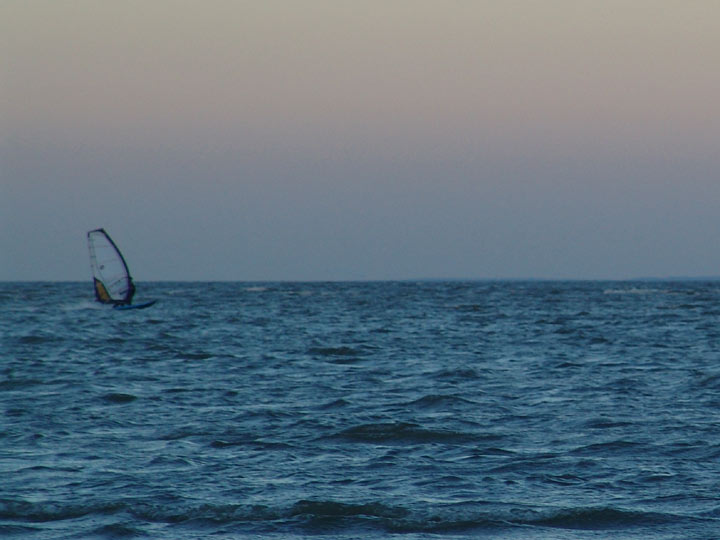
[3,1,720,281]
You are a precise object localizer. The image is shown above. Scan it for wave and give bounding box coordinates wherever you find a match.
[0,524,42,536]
[244,286,268,292]
[174,351,214,361]
[158,426,214,441]
[582,418,634,429]
[433,368,482,380]
[570,440,648,456]
[285,503,687,534]
[0,499,125,523]
[83,522,145,538]
[101,392,138,404]
[0,498,697,535]
[210,439,291,451]
[15,334,63,345]
[694,372,720,390]
[330,422,479,444]
[291,499,408,519]
[307,346,363,357]
[527,506,680,530]
[603,287,676,295]
[60,300,103,311]
[0,378,43,391]
[319,398,350,409]
[403,394,479,409]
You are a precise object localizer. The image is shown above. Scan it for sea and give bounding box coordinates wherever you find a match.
[3,280,720,539]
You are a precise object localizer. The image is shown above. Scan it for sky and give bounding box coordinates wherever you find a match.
[2,1,720,281]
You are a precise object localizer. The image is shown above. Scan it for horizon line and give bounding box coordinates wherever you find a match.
[3,276,720,283]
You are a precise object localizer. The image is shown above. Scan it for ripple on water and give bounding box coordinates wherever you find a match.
[3,281,720,539]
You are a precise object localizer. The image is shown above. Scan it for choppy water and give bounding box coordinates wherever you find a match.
[3,281,720,539]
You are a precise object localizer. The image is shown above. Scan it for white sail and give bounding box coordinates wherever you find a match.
[87,228,135,304]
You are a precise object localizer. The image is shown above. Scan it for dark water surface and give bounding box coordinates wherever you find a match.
[3,281,720,539]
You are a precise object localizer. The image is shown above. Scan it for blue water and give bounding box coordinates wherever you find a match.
[3,281,720,539]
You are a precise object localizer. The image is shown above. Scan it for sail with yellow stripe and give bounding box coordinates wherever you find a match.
[87,228,136,305]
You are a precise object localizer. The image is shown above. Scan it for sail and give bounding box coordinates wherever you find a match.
[87,228,135,305]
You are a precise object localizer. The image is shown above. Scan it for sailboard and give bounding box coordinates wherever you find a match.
[87,228,156,310]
